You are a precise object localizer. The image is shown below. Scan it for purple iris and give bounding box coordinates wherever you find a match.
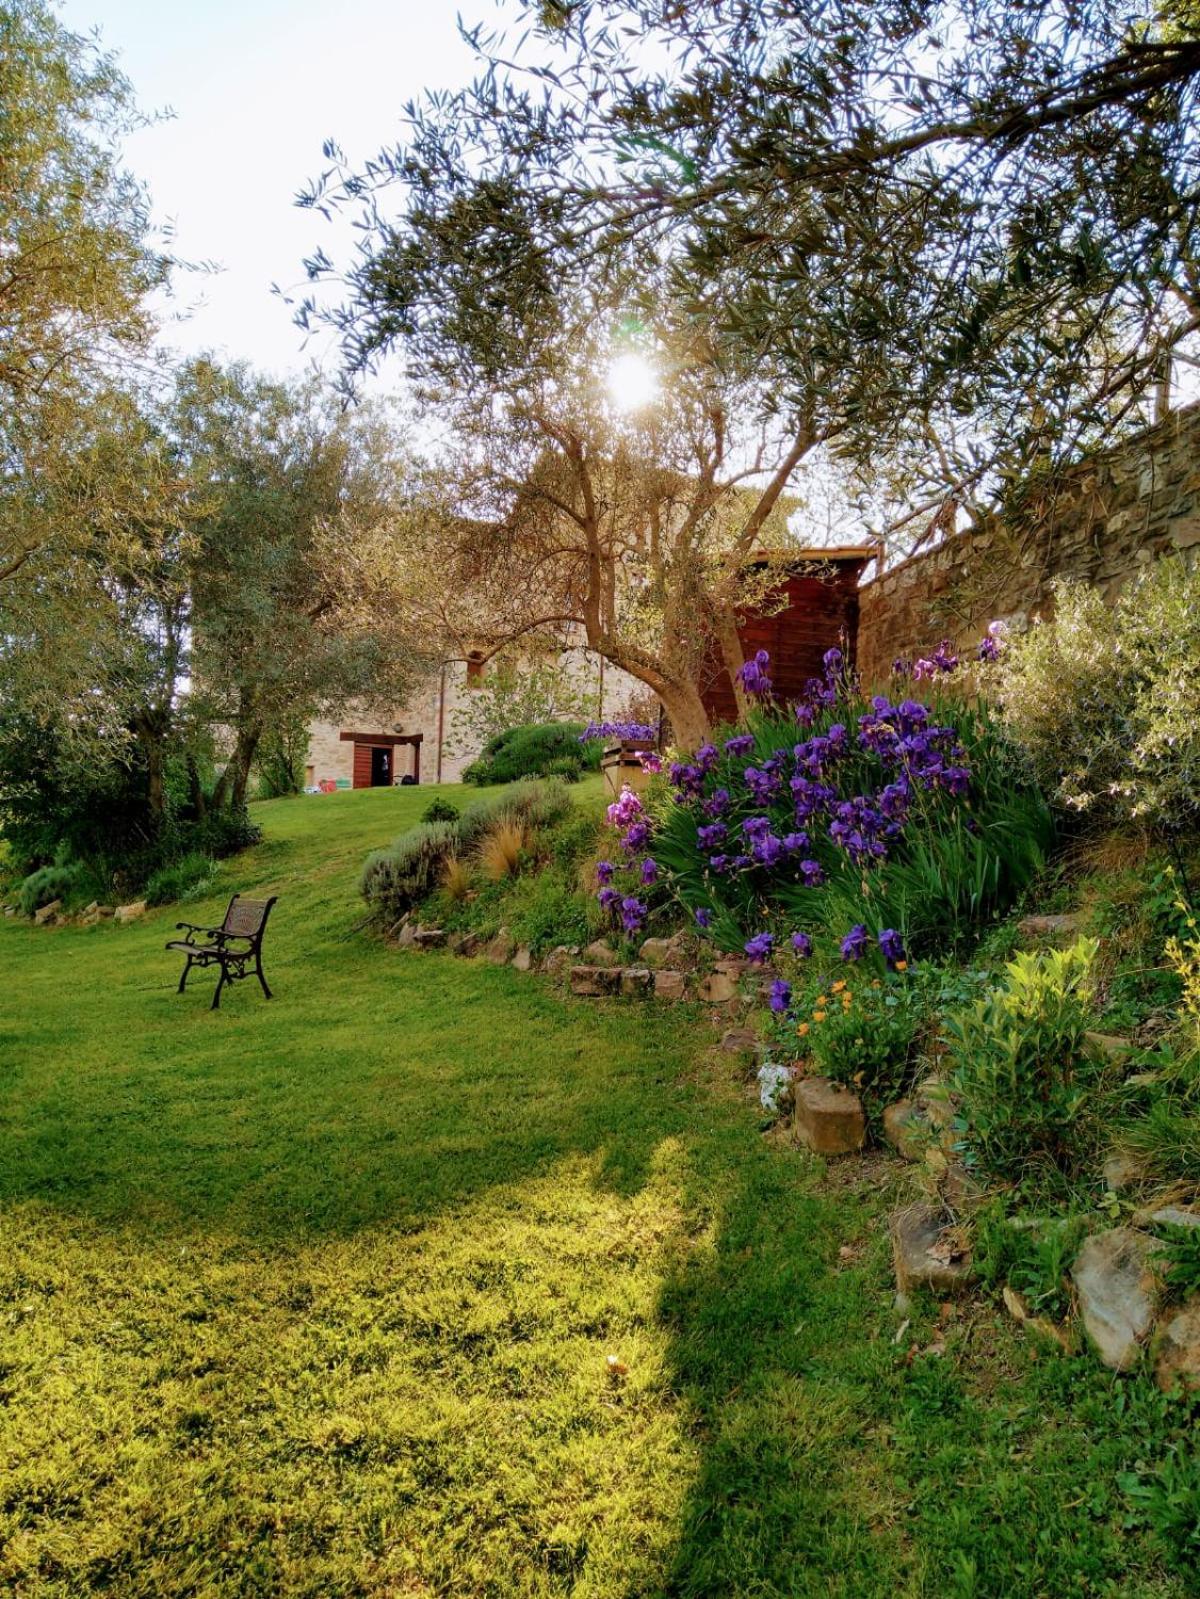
[724,734,755,757]
[782,831,810,854]
[623,820,651,852]
[879,928,906,967]
[737,649,773,699]
[640,857,658,885]
[596,861,615,885]
[768,978,792,1014]
[694,907,713,929]
[840,924,869,962]
[703,788,731,818]
[598,887,621,911]
[799,859,825,887]
[744,931,775,964]
[620,896,647,935]
[791,931,813,957]
[823,647,843,677]
[698,821,728,851]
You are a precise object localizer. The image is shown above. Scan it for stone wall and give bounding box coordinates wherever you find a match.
[857,404,1200,685]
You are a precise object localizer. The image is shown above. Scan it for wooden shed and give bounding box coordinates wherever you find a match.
[699,547,876,726]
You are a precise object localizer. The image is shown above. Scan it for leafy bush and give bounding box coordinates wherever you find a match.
[974,1203,1087,1322]
[462,723,598,786]
[421,797,461,824]
[1153,1222,1200,1304]
[995,558,1200,829]
[797,973,919,1100]
[610,649,1051,958]
[361,821,460,921]
[946,939,1104,1188]
[18,861,87,916]
[144,852,216,906]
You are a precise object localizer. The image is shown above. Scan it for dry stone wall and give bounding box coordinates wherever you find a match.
[857,404,1200,684]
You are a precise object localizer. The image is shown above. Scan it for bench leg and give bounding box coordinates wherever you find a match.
[256,954,272,1000]
[177,957,193,994]
[211,964,228,1011]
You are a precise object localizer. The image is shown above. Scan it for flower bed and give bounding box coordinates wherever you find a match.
[592,646,1053,967]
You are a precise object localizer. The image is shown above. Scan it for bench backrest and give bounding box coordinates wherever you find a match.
[221,894,277,942]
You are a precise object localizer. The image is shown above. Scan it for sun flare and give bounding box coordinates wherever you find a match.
[607,352,659,412]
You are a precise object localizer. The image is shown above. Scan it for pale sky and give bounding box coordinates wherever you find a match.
[62,0,483,382]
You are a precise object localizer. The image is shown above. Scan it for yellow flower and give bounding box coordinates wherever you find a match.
[813,1010,828,1024]
[894,959,908,972]
[871,979,882,989]
[831,979,847,994]
[797,1022,810,1038]
[816,994,828,1006]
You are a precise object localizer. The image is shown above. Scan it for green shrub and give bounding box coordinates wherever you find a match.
[361,821,460,921]
[946,939,1104,1188]
[421,797,461,824]
[144,852,216,906]
[974,1203,1087,1321]
[995,558,1200,830]
[1153,1222,1200,1305]
[798,973,919,1101]
[18,862,87,916]
[462,723,596,786]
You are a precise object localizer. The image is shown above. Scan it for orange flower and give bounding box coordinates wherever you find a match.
[797,1022,810,1038]
[831,979,847,994]
[894,959,908,972]
[813,1010,828,1024]
[816,994,828,1006]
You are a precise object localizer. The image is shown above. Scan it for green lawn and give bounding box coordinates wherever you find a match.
[0,786,1192,1596]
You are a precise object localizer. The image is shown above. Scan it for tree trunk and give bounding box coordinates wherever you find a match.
[186,754,207,819]
[656,680,712,751]
[230,723,263,809]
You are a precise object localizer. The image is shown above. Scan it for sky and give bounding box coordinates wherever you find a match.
[61,0,484,382]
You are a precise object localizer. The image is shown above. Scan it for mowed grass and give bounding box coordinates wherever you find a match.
[1,785,1193,1597]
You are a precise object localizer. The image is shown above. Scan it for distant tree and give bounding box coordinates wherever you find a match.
[447,649,595,754]
[174,361,428,809]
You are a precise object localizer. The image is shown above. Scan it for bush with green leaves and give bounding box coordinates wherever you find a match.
[790,971,919,1102]
[421,797,461,825]
[462,723,599,786]
[144,852,216,907]
[995,557,1200,830]
[946,939,1104,1188]
[18,861,88,916]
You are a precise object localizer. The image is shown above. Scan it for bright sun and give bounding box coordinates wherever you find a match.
[606,352,659,412]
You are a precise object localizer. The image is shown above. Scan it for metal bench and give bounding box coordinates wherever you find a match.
[166,894,278,1010]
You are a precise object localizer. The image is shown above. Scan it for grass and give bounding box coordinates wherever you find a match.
[1,784,1196,1596]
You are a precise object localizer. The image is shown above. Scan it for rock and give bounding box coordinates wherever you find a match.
[890,1204,976,1296]
[794,1076,866,1156]
[1153,1301,1200,1394]
[1086,1031,1134,1063]
[914,1075,955,1130]
[570,965,621,997]
[942,1160,985,1209]
[653,970,687,1002]
[720,1027,758,1055]
[757,1061,794,1114]
[540,945,577,976]
[1017,912,1084,941]
[1102,1151,1147,1193]
[883,1099,928,1161]
[448,930,484,957]
[395,920,417,948]
[3,906,15,918]
[511,945,533,972]
[82,901,99,916]
[1137,1203,1200,1231]
[412,928,447,949]
[33,899,62,926]
[96,905,115,918]
[582,939,619,967]
[639,934,690,967]
[698,970,739,1005]
[484,929,515,964]
[713,956,749,979]
[619,966,652,998]
[114,900,147,924]
[1072,1228,1159,1371]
